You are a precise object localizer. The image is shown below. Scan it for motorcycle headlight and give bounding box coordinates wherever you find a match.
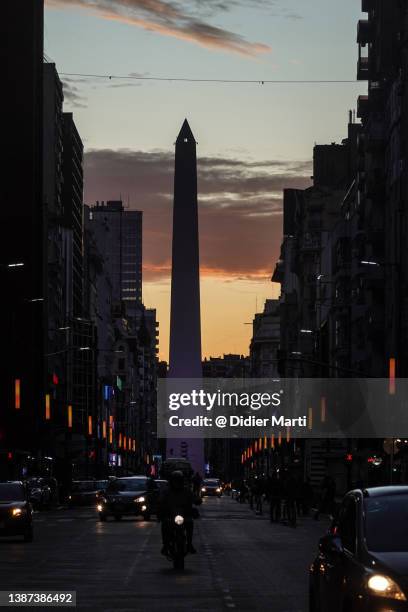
[97,504,104,512]
[367,574,406,601]
[174,515,184,525]
[201,487,206,492]
[12,508,23,517]
[135,496,145,503]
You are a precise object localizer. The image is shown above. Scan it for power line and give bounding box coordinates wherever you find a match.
[60,72,361,85]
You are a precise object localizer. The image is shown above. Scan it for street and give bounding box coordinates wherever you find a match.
[2,496,328,611]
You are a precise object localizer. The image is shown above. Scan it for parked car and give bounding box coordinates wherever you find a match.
[68,480,108,507]
[309,486,408,611]
[97,476,160,521]
[201,479,222,497]
[0,481,33,542]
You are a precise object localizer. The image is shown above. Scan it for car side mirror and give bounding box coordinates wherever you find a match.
[319,534,343,555]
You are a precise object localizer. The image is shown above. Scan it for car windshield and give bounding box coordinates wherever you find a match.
[108,479,147,492]
[204,480,219,486]
[364,495,408,552]
[95,480,107,490]
[0,484,25,502]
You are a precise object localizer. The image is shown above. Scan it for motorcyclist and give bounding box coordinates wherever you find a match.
[157,470,201,556]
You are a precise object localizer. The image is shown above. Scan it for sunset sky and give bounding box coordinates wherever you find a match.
[44,0,366,360]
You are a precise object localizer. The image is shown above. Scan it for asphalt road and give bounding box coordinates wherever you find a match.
[1,496,328,611]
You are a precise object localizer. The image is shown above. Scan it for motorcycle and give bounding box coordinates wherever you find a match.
[166,513,188,570]
[164,506,199,570]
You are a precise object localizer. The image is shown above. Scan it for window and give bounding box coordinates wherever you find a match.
[338,498,357,554]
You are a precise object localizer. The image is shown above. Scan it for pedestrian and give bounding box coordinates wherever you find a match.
[255,477,265,515]
[314,473,336,520]
[300,477,314,516]
[268,473,282,523]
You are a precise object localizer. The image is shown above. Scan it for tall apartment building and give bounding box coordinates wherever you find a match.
[357,0,408,377]
[89,201,143,316]
[0,1,45,476]
[62,113,84,319]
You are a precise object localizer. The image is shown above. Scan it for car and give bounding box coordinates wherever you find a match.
[68,480,108,507]
[0,481,34,542]
[309,486,408,612]
[97,476,160,521]
[161,458,193,480]
[201,479,222,497]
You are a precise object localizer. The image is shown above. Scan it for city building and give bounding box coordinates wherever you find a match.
[250,300,280,378]
[62,112,84,320]
[0,1,45,477]
[89,200,143,315]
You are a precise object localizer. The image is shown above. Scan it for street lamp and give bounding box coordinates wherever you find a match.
[5,262,25,268]
[361,260,397,268]
[300,329,313,334]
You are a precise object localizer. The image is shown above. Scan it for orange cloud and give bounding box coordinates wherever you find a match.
[46,0,271,56]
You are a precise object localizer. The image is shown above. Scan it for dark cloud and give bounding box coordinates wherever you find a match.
[84,148,311,281]
[46,0,271,55]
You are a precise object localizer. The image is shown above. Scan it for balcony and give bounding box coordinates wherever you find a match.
[357,95,369,120]
[357,20,372,46]
[357,56,369,80]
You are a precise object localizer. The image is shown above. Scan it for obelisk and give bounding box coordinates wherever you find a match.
[167,119,204,474]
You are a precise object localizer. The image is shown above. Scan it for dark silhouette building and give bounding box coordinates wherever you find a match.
[62,113,84,319]
[0,1,45,475]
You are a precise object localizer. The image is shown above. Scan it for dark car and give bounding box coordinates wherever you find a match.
[161,458,193,481]
[201,479,222,497]
[97,476,160,521]
[310,486,408,611]
[68,480,107,507]
[0,481,33,542]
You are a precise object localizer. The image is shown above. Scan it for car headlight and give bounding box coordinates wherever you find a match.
[367,574,407,601]
[216,488,221,492]
[12,508,23,517]
[135,496,145,503]
[174,515,184,525]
